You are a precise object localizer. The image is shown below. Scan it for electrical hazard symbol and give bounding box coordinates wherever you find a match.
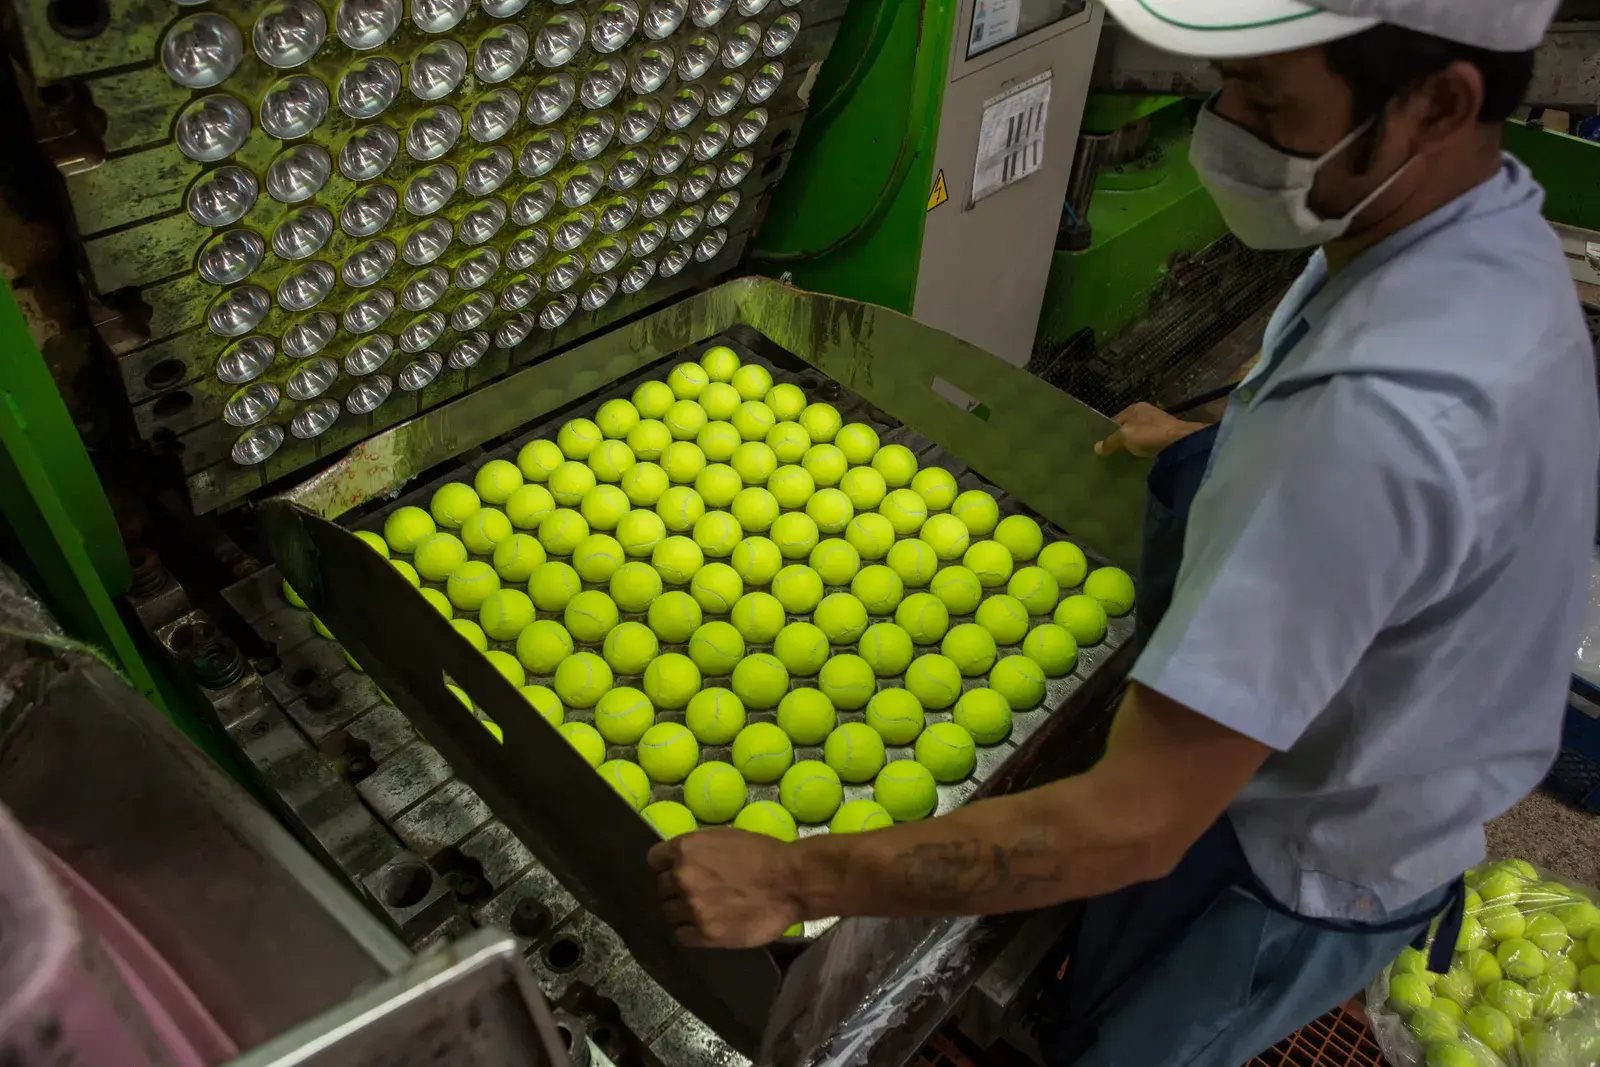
[927,170,949,212]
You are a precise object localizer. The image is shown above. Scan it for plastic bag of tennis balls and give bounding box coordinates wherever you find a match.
[1367,859,1600,1067]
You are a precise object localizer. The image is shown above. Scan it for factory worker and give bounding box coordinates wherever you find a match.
[651,1,1600,1063]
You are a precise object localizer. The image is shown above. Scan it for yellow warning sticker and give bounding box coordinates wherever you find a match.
[927,169,949,212]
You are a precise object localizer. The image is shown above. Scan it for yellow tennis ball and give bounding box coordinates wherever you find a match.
[905,653,963,709]
[777,688,835,744]
[572,533,625,583]
[517,439,565,482]
[865,688,925,745]
[695,464,744,508]
[560,721,606,767]
[648,590,702,642]
[975,595,1030,645]
[885,539,938,589]
[611,557,664,612]
[990,655,1046,710]
[474,459,524,504]
[807,487,855,535]
[731,441,778,485]
[448,561,501,610]
[729,591,785,644]
[643,651,701,708]
[596,398,641,439]
[694,512,743,559]
[632,379,675,418]
[732,652,789,709]
[453,618,489,651]
[661,441,707,485]
[522,684,563,726]
[953,687,1012,744]
[505,484,556,530]
[763,382,805,420]
[911,467,960,511]
[626,419,673,462]
[879,489,928,536]
[418,589,452,619]
[766,421,811,463]
[767,513,817,561]
[844,512,896,560]
[773,621,830,676]
[871,445,918,488]
[1084,567,1136,616]
[621,462,670,507]
[379,507,431,554]
[801,443,848,487]
[587,439,637,483]
[965,541,1015,588]
[835,423,880,466]
[768,465,816,509]
[390,559,421,587]
[430,482,481,528]
[548,461,597,507]
[614,509,665,557]
[486,649,527,687]
[1008,566,1061,616]
[995,514,1043,562]
[920,514,971,563]
[840,466,887,512]
[780,760,842,823]
[602,620,658,674]
[479,588,536,641]
[730,363,773,401]
[771,564,825,613]
[580,485,631,531]
[517,619,575,674]
[638,722,700,783]
[731,400,776,443]
[875,760,937,821]
[1023,624,1078,677]
[818,653,876,710]
[831,799,894,834]
[952,490,1000,536]
[696,421,743,462]
[700,381,741,421]
[1038,540,1088,589]
[665,399,708,440]
[642,800,698,838]
[734,799,797,841]
[700,344,741,381]
[537,509,589,556]
[730,487,779,533]
[652,535,704,584]
[895,592,951,645]
[554,651,613,707]
[493,534,546,582]
[415,532,469,581]
[916,722,976,782]
[942,623,998,676]
[798,402,842,442]
[731,722,793,783]
[528,560,582,612]
[684,759,749,823]
[564,589,620,643]
[689,620,746,675]
[557,418,604,459]
[824,722,886,783]
[686,688,746,745]
[851,565,905,615]
[668,361,709,399]
[599,759,652,811]
[815,593,869,644]
[859,622,914,676]
[354,528,390,557]
[810,538,862,586]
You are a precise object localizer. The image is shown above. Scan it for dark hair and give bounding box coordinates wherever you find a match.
[1322,23,1535,125]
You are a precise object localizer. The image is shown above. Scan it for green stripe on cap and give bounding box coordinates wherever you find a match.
[1135,0,1322,31]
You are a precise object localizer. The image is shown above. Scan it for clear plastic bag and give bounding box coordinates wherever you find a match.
[1368,859,1600,1067]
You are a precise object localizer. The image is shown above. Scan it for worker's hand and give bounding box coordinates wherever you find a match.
[649,829,804,948]
[1094,403,1207,459]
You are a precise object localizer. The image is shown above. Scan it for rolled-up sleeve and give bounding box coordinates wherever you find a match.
[1130,377,1471,751]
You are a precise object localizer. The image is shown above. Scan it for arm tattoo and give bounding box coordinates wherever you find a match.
[898,826,1065,903]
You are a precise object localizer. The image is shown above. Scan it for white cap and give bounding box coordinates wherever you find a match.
[1099,0,1560,58]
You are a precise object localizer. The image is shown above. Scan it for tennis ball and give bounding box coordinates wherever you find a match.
[965,541,1015,589]
[448,561,501,610]
[1482,980,1533,1025]
[777,688,835,744]
[695,464,743,508]
[486,650,527,687]
[732,653,789,709]
[810,539,861,586]
[418,589,453,620]
[732,536,783,585]
[506,484,557,530]
[648,590,702,642]
[493,534,546,582]
[906,654,963,709]
[1557,899,1600,937]
[588,439,636,483]
[859,622,914,677]
[522,684,563,725]
[1424,1041,1481,1067]
[730,363,773,401]
[975,595,1030,646]
[642,800,698,838]
[475,588,532,641]
[453,618,489,651]
[731,487,780,532]
[616,509,667,557]
[599,759,652,811]
[771,512,821,559]
[608,559,662,613]
[661,441,707,485]
[1583,965,1600,995]
[474,459,524,504]
[652,535,704,584]
[1525,914,1570,954]
[1023,624,1079,677]
[684,760,748,823]
[911,468,959,511]
[602,621,658,674]
[815,593,870,643]
[731,591,786,643]
[517,438,565,482]
[881,544,934,595]
[732,722,794,783]
[840,465,887,511]
[1462,948,1501,987]
[734,800,797,841]
[643,652,701,708]
[929,567,982,616]
[942,623,998,676]
[560,721,607,767]
[535,509,587,556]
[851,565,904,615]
[1054,595,1108,645]
[596,397,641,439]
[774,622,830,676]
[875,760,937,821]
[415,532,468,581]
[656,487,706,536]
[572,533,625,583]
[665,399,708,441]
[766,421,811,463]
[798,402,842,442]
[991,656,1046,710]
[1038,540,1089,589]
[686,688,745,745]
[780,760,843,823]
[1008,566,1061,616]
[1436,964,1479,1008]
[694,512,744,558]
[1408,1006,1460,1044]
[391,559,421,587]
[801,443,847,487]
[626,420,673,463]
[689,620,746,675]
[1496,939,1545,980]
[1457,916,1487,951]
[1526,975,1575,1019]
[1481,902,1526,942]
[638,722,700,783]
[385,506,439,553]
[668,361,709,399]
[896,592,951,645]
[1388,972,1435,1016]
[844,513,896,560]
[696,420,742,462]
[772,565,825,613]
[632,379,675,418]
[594,685,655,743]
[818,654,876,710]
[700,344,741,381]
[831,423,876,465]
[952,490,1000,536]
[762,382,804,420]
[580,484,631,531]
[528,560,582,611]
[807,488,855,535]
[1084,567,1136,616]
[557,418,604,459]
[831,799,894,834]
[282,579,307,609]
[554,651,613,707]
[824,722,886,784]
[1465,1005,1515,1052]
[865,688,925,745]
[690,562,743,614]
[732,400,776,441]
[953,688,1012,745]
[731,442,778,486]
[916,722,976,782]
[872,446,918,490]
[994,514,1043,562]
[768,465,816,509]
[565,590,620,643]
[430,482,481,528]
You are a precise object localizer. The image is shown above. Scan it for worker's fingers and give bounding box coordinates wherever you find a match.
[675,924,710,948]
[1110,403,1149,426]
[646,839,681,873]
[664,898,700,927]
[1094,429,1126,458]
[657,871,684,900]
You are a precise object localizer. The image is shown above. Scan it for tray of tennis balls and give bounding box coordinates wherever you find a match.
[1367,859,1600,1067]
[289,342,1137,850]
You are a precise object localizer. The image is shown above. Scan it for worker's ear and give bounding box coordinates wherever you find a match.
[1404,59,1487,153]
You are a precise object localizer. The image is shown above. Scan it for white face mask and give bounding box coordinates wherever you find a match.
[1188,103,1416,251]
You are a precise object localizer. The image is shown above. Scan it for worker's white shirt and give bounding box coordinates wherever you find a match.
[1131,157,1600,920]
